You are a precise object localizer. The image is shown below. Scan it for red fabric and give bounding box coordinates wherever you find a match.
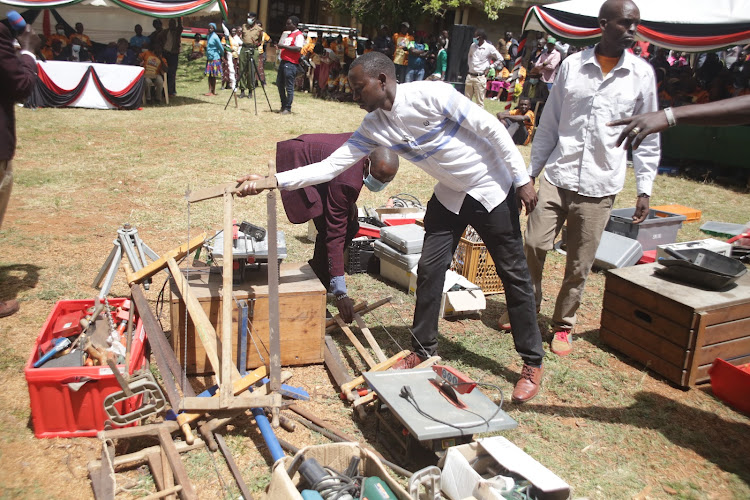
[281,30,303,64]
[637,25,750,48]
[536,8,601,38]
[90,67,144,105]
[115,0,209,13]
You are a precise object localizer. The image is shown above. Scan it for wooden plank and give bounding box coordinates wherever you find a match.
[334,315,378,368]
[146,452,166,494]
[687,312,707,386]
[127,233,207,285]
[600,309,690,369]
[185,177,277,204]
[157,428,198,500]
[600,327,688,387]
[354,312,388,363]
[341,350,411,397]
[267,162,281,392]
[142,485,183,500]
[98,421,179,440]
[167,257,225,382]
[703,309,750,337]
[176,366,266,429]
[602,292,695,348]
[215,433,254,500]
[605,273,697,329]
[221,189,235,407]
[696,335,750,366]
[324,336,352,386]
[161,445,176,500]
[130,285,186,409]
[325,297,392,332]
[180,393,280,411]
[87,440,205,470]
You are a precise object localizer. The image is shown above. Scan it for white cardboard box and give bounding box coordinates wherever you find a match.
[439,436,570,500]
[439,270,486,318]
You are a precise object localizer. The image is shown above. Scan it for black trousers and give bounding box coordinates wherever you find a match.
[411,192,545,366]
[309,210,359,290]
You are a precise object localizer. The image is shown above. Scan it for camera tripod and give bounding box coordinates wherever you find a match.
[226,47,272,114]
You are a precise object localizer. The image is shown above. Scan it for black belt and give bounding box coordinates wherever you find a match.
[468,72,483,76]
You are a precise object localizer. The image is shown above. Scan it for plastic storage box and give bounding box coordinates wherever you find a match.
[651,204,701,223]
[709,358,750,415]
[374,240,420,290]
[380,224,425,254]
[25,298,147,438]
[605,208,686,251]
[593,231,643,270]
[657,238,732,260]
[345,238,377,274]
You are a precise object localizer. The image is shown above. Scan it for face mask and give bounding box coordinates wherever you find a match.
[363,160,389,192]
[247,18,255,25]
[72,44,81,52]
[529,78,539,84]
[473,38,478,45]
[57,29,65,35]
[364,174,389,192]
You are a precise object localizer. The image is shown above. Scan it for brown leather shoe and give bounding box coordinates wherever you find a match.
[512,364,543,403]
[0,299,19,318]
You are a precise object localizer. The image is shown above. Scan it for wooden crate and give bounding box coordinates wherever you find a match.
[170,263,326,375]
[600,263,750,388]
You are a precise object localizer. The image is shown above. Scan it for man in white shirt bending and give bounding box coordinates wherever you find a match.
[238,51,546,403]
[465,29,501,109]
[523,0,660,357]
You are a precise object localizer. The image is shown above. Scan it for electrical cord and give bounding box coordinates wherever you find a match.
[399,381,505,435]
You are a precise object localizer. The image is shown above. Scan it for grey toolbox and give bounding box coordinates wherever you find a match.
[374,240,422,269]
[593,231,643,270]
[605,208,686,251]
[380,224,425,254]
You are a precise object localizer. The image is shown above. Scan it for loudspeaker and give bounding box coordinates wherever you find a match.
[446,24,474,84]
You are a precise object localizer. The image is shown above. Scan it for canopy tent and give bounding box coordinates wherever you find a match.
[522,0,750,52]
[1,0,228,42]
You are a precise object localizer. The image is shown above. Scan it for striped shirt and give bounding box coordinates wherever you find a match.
[275,81,530,214]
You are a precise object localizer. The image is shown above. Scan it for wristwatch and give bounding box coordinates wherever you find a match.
[637,193,650,198]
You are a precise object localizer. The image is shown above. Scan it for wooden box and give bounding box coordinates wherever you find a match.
[170,263,326,375]
[600,263,750,388]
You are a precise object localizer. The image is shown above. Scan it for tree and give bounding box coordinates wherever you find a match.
[325,0,512,32]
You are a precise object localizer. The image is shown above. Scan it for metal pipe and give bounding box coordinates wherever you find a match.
[252,407,285,462]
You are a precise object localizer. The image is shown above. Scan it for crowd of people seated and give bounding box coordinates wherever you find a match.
[37,19,184,104]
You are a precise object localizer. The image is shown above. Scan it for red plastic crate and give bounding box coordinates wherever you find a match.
[709,358,750,415]
[25,298,148,438]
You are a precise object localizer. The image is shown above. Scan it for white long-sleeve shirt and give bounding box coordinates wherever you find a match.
[467,42,502,74]
[275,81,530,214]
[530,46,660,197]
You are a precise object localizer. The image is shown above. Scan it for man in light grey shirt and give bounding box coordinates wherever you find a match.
[465,29,501,109]
[523,0,660,357]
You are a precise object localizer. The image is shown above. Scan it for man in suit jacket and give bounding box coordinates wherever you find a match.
[274,133,398,322]
[1,16,39,318]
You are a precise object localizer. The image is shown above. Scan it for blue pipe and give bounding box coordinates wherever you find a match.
[252,407,285,462]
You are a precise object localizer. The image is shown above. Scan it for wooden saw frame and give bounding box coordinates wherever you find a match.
[170,164,282,425]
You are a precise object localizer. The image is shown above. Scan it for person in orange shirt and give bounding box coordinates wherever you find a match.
[68,23,91,49]
[392,22,413,83]
[140,43,167,104]
[497,97,535,145]
[46,23,68,50]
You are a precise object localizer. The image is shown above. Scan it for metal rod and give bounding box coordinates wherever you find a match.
[267,161,280,393]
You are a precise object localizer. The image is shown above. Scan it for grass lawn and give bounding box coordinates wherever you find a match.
[0,56,749,499]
